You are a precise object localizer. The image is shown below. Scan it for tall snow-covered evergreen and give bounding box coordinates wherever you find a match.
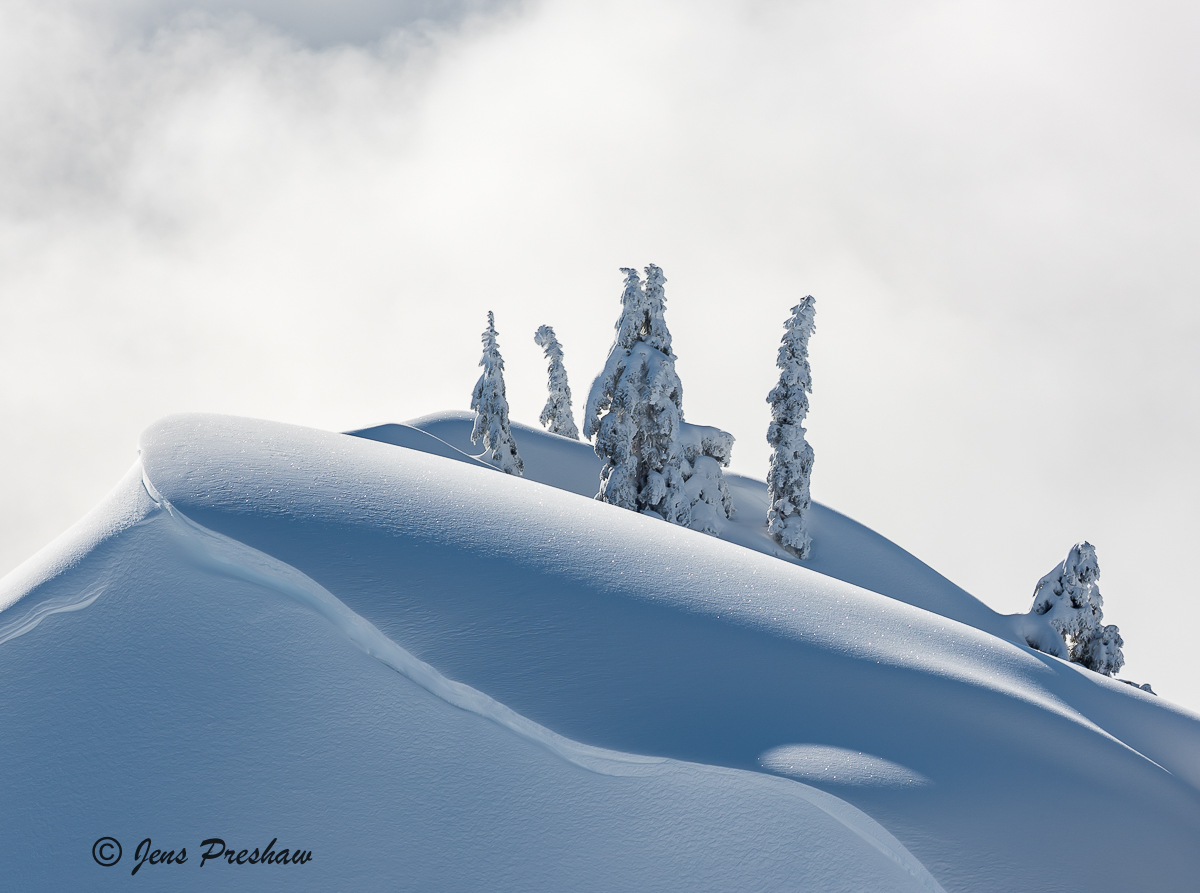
[533,325,580,440]
[583,265,734,532]
[470,311,524,476]
[583,265,688,524]
[1028,542,1125,677]
[766,296,817,559]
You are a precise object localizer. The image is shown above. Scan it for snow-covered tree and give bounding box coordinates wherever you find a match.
[765,296,817,559]
[470,311,523,476]
[583,265,689,523]
[533,325,580,440]
[1028,542,1125,677]
[680,422,736,534]
[583,265,734,532]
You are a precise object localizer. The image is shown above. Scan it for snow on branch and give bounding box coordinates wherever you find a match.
[1027,542,1125,677]
[534,325,580,440]
[583,265,735,533]
[470,311,524,476]
[680,422,736,534]
[766,296,816,559]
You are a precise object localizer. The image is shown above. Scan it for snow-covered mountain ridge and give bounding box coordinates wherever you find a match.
[2,413,1198,891]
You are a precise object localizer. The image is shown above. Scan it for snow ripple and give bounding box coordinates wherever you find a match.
[0,585,104,646]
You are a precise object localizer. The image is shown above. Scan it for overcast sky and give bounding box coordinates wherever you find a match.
[2,0,1198,708]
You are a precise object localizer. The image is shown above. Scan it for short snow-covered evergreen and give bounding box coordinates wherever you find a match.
[766,296,817,559]
[583,265,735,532]
[533,325,580,440]
[680,422,736,534]
[1028,542,1125,677]
[470,311,524,476]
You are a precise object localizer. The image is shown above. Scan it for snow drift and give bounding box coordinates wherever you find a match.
[1,413,1198,891]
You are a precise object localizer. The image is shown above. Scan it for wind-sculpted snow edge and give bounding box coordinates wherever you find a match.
[0,462,154,617]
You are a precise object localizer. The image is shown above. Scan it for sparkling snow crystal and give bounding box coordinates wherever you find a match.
[470,311,524,476]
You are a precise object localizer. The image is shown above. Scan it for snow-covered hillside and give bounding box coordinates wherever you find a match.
[2,413,1198,891]
[386,412,1015,637]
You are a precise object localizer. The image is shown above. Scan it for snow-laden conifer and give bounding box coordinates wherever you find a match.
[583,265,689,524]
[680,422,736,534]
[766,296,817,558]
[1028,542,1125,676]
[533,325,580,440]
[470,311,523,476]
[583,265,734,532]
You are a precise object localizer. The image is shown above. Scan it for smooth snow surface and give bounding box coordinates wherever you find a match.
[3,413,1199,891]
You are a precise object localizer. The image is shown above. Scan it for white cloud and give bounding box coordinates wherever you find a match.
[68,0,516,46]
[1,0,1197,706]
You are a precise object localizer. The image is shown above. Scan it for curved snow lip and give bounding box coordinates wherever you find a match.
[760,744,932,788]
[134,462,948,893]
[0,462,155,617]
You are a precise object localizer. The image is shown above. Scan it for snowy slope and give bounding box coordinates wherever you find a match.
[2,413,1199,891]
[0,467,931,892]
[400,411,1020,640]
